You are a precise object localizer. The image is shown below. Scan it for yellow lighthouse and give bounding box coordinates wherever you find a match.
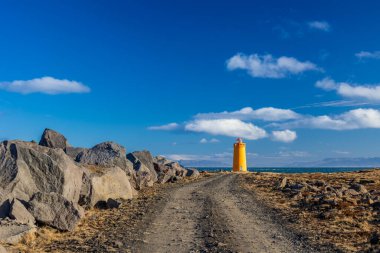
[232,138,247,172]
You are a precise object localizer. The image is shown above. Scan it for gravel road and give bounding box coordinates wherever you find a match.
[135,174,316,253]
[22,173,325,252]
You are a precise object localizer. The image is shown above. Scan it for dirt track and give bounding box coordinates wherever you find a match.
[16,174,329,252]
[135,174,318,253]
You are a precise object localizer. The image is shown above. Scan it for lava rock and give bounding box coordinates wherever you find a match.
[27,192,82,231]
[9,199,35,226]
[39,128,70,151]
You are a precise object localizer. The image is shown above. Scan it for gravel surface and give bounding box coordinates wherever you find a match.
[10,173,332,252]
[135,173,319,252]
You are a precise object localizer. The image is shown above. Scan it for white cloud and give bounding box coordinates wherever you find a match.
[200,138,208,144]
[0,76,90,94]
[355,51,380,59]
[271,129,297,143]
[316,78,380,101]
[315,77,338,90]
[285,108,380,130]
[200,138,220,144]
[185,119,267,140]
[195,107,300,121]
[148,122,179,131]
[308,21,331,32]
[227,53,320,78]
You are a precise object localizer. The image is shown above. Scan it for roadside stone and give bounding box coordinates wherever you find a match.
[9,199,35,226]
[27,192,82,231]
[370,232,380,245]
[350,183,368,194]
[0,218,36,245]
[359,179,376,185]
[106,198,122,209]
[76,141,137,189]
[127,153,156,189]
[371,201,380,210]
[289,183,304,190]
[83,167,133,207]
[276,177,287,189]
[0,140,84,206]
[318,210,337,220]
[315,180,326,187]
[130,151,158,183]
[343,197,358,206]
[345,189,360,196]
[186,168,200,178]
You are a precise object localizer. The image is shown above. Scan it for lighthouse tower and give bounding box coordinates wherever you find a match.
[232,138,247,172]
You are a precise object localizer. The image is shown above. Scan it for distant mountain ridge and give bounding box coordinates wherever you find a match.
[289,157,380,167]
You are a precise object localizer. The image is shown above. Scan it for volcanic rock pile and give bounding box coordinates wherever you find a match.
[0,129,198,245]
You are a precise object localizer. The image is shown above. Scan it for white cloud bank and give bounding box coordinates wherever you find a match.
[149,106,380,142]
[0,76,90,94]
[195,107,300,121]
[226,53,320,78]
[308,21,331,32]
[285,108,380,130]
[355,51,380,60]
[316,78,380,101]
[271,129,297,143]
[148,122,179,131]
[185,119,267,140]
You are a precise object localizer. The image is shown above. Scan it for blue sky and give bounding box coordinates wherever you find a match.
[1,0,380,166]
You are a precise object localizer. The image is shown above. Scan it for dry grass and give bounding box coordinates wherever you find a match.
[240,169,380,252]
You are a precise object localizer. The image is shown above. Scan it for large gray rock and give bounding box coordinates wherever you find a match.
[127,153,157,189]
[77,142,129,169]
[154,163,176,184]
[79,166,133,207]
[0,218,36,245]
[153,156,192,183]
[186,168,200,178]
[76,142,136,182]
[166,162,188,177]
[0,141,84,207]
[27,192,82,231]
[9,199,35,226]
[130,151,158,183]
[65,147,87,161]
[39,129,70,151]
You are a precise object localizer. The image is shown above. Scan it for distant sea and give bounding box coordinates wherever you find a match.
[194,167,376,173]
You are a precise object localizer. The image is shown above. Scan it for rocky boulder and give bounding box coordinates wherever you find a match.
[154,163,177,184]
[0,218,36,245]
[39,128,70,151]
[9,199,35,226]
[76,142,136,179]
[27,192,82,231]
[130,150,158,183]
[153,156,194,183]
[79,166,133,208]
[350,183,368,194]
[65,147,87,161]
[186,168,200,178]
[0,141,83,208]
[127,152,156,189]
